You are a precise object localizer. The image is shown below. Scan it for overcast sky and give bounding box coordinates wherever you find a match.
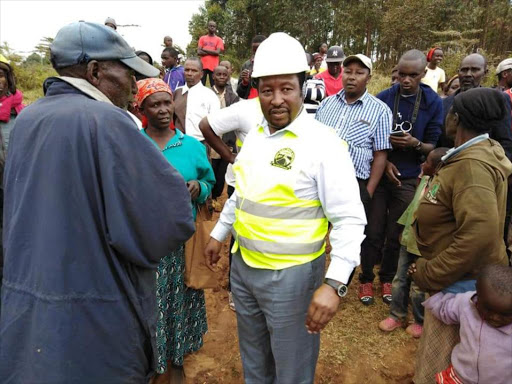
[0,0,205,62]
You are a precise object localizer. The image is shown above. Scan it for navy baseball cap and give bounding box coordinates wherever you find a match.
[50,21,159,77]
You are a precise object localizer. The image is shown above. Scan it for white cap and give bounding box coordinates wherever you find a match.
[343,54,372,75]
[496,58,512,75]
[104,17,117,29]
[251,32,309,78]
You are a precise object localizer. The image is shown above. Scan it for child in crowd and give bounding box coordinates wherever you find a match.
[379,147,448,337]
[424,265,512,384]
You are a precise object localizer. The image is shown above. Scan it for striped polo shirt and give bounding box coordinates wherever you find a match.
[315,89,393,179]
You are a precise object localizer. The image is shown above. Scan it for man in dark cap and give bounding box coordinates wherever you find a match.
[314,45,345,96]
[0,21,195,383]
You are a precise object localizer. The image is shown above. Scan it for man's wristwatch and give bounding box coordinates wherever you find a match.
[324,278,348,298]
[414,140,422,151]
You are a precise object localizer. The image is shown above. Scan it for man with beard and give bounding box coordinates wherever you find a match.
[204,32,366,384]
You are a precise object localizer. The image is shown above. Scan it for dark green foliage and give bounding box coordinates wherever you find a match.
[188,0,512,74]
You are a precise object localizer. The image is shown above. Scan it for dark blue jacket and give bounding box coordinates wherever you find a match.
[377,83,443,178]
[440,88,512,160]
[0,79,195,383]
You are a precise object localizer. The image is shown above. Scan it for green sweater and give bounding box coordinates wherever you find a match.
[141,129,215,219]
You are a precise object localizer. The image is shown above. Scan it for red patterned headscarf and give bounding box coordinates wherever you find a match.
[135,78,173,107]
[135,78,174,129]
[426,47,442,62]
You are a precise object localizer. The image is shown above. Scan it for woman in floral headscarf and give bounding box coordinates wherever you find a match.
[135,78,215,384]
[0,54,25,152]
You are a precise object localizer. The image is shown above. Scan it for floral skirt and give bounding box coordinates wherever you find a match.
[155,245,207,373]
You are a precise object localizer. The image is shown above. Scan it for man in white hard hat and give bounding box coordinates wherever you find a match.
[204,32,366,383]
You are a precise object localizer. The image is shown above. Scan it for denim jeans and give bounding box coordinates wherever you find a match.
[389,246,425,324]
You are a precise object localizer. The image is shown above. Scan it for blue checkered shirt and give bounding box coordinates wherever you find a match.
[315,90,393,179]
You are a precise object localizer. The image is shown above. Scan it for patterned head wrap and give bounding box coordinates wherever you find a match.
[135,78,173,108]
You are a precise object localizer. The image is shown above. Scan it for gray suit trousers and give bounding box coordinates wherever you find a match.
[230,251,326,384]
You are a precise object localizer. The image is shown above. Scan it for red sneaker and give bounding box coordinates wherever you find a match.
[381,282,392,304]
[359,282,374,305]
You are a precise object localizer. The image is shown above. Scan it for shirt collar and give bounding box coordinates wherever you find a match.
[58,76,112,105]
[259,106,307,138]
[212,85,225,96]
[336,89,369,105]
[181,81,203,95]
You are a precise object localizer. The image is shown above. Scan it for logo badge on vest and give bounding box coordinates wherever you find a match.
[271,148,295,170]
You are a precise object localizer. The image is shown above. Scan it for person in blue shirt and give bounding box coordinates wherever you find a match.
[358,49,442,306]
[136,78,215,384]
[162,47,186,92]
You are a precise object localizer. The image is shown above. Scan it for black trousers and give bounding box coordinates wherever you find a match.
[359,177,416,284]
[357,178,372,218]
[211,158,229,199]
[201,69,214,87]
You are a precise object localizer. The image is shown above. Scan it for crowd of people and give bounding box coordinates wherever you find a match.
[0,16,511,384]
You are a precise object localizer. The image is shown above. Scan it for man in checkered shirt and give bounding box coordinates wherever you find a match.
[316,54,392,216]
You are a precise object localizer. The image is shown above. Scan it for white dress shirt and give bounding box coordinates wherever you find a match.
[207,98,263,186]
[177,82,220,141]
[210,109,367,284]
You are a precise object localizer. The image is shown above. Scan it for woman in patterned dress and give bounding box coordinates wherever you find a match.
[135,78,215,384]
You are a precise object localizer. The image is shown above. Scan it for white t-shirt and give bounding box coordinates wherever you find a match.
[207,98,263,186]
[421,66,446,93]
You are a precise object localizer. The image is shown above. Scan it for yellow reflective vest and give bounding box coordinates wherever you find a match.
[232,124,329,270]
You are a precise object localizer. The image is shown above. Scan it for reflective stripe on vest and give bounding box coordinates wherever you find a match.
[232,126,328,270]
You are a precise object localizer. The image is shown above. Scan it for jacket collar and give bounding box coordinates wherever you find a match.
[441,134,489,162]
[58,76,113,104]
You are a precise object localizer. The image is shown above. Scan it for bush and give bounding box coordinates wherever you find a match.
[12,63,57,104]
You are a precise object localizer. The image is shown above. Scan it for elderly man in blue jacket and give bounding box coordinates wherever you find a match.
[0,22,195,383]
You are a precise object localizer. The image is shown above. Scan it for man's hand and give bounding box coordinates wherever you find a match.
[204,237,223,271]
[390,132,418,150]
[240,69,250,85]
[407,262,417,276]
[385,161,401,187]
[187,181,201,200]
[305,284,341,334]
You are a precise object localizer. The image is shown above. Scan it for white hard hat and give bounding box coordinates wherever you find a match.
[251,32,309,78]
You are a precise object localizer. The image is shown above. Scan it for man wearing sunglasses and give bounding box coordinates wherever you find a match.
[357,49,443,306]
